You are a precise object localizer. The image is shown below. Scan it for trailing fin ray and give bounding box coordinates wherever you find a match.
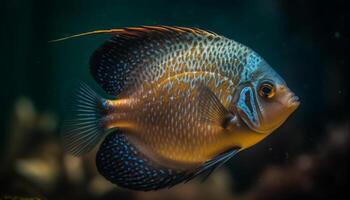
[168,147,240,187]
[50,26,216,43]
[49,29,120,43]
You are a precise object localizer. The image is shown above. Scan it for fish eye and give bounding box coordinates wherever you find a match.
[259,81,275,99]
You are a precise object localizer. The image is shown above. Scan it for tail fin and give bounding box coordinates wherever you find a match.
[61,83,106,156]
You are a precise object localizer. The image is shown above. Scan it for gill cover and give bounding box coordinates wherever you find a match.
[236,86,261,131]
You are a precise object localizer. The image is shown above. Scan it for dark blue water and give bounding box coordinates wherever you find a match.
[1,0,348,199]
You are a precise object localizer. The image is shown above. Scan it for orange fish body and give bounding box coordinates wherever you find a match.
[59,26,300,190]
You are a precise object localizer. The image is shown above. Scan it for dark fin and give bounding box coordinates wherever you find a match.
[89,26,218,96]
[96,130,240,191]
[197,86,234,128]
[96,130,187,191]
[61,83,106,156]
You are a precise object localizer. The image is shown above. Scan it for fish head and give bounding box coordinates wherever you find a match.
[235,61,300,134]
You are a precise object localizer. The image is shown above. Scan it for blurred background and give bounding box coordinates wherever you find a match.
[0,0,349,199]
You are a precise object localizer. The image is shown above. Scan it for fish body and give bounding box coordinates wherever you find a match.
[104,72,253,167]
[60,26,300,190]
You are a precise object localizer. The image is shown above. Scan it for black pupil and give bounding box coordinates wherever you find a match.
[262,86,272,95]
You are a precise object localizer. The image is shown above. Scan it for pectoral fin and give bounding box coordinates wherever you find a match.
[197,86,236,129]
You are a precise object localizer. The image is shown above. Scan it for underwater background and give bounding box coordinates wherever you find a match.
[0,0,349,199]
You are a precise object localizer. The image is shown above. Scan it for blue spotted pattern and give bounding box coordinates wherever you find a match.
[96,130,240,191]
[96,131,184,191]
[90,36,133,96]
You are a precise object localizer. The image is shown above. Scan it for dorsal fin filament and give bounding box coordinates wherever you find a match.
[48,29,121,43]
[49,26,217,43]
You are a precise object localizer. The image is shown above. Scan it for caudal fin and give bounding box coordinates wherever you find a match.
[61,83,107,156]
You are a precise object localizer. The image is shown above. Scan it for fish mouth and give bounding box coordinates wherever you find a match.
[287,93,300,109]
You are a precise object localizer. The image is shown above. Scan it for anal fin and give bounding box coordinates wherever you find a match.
[96,130,240,191]
[96,130,184,191]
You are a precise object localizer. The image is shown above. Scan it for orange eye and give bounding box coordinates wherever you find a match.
[259,82,275,98]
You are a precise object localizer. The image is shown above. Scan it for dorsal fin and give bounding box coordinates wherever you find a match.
[50,26,216,43]
[88,26,218,96]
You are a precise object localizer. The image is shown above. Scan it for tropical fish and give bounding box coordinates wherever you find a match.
[58,26,300,191]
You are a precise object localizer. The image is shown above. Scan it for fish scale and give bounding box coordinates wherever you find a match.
[59,26,299,191]
[96,131,182,191]
[90,27,253,98]
[105,72,235,166]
